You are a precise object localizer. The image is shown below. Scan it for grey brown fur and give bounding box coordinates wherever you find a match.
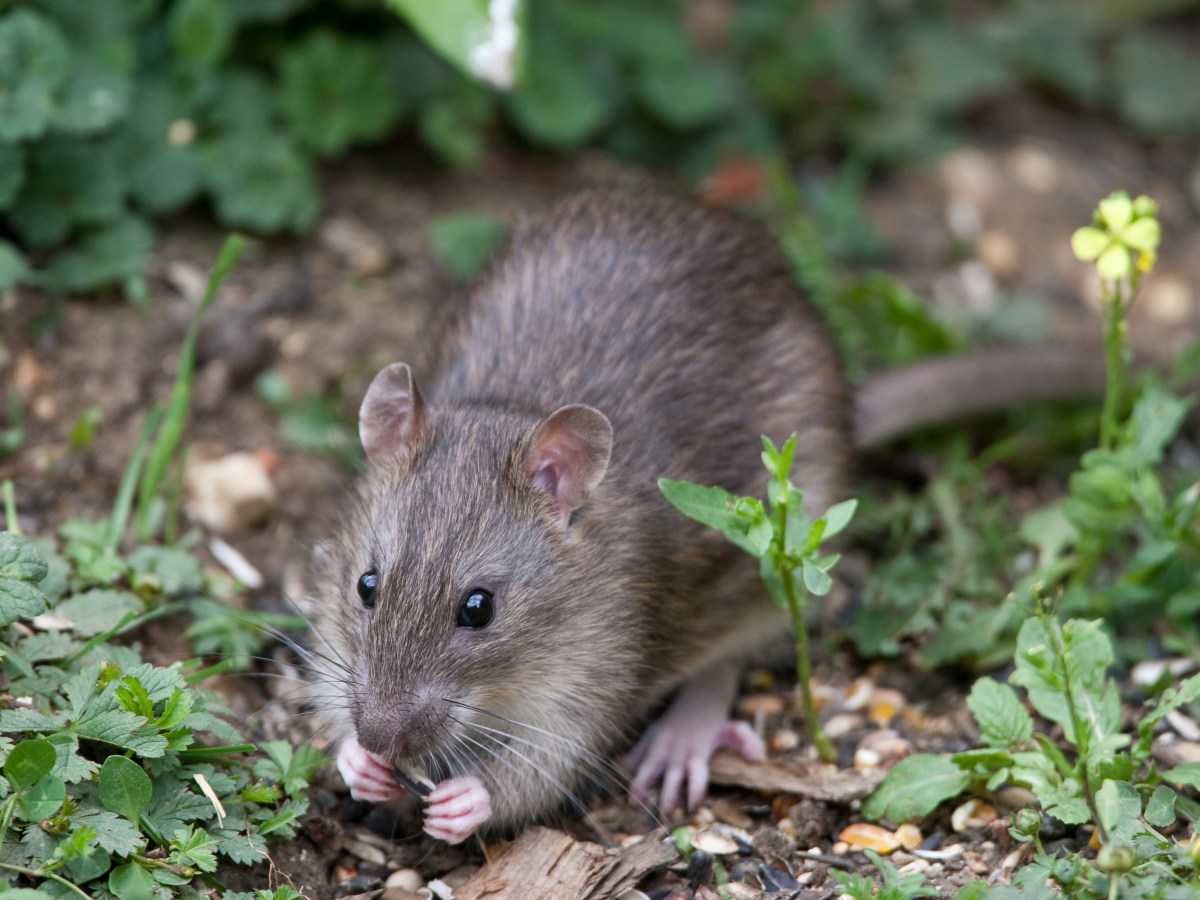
[310,190,849,832]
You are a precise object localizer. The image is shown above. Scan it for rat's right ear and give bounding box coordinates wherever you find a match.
[359,363,426,468]
[524,404,613,526]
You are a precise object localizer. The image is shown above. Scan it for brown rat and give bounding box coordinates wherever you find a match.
[307,188,1106,843]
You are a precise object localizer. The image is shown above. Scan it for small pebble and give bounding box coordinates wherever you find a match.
[824,713,864,739]
[857,730,912,762]
[977,229,1020,277]
[769,728,800,753]
[1008,144,1059,193]
[692,829,739,856]
[853,748,881,770]
[951,798,997,832]
[187,451,278,533]
[839,822,900,854]
[1167,710,1200,742]
[994,786,1039,813]
[1131,657,1197,687]
[866,688,906,725]
[899,857,930,876]
[341,838,386,866]
[616,891,651,900]
[895,823,923,850]
[386,869,423,892]
[842,678,873,711]
[710,798,753,829]
[737,693,785,718]
[687,849,714,889]
[938,148,999,212]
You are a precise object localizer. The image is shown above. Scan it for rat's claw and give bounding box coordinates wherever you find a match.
[337,735,407,803]
[423,775,491,844]
[625,664,764,813]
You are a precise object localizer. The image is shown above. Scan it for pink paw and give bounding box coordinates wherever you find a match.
[336,736,407,803]
[423,775,492,844]
[626,717,764,813]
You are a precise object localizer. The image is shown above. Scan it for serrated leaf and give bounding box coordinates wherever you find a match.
[967,677,1033,748]
[52,589,143,638]
[1144,784,1177,828]
[862,753,971,821]
[0,708,61,732]
[75,708,168,758]
[99,755,153,822]
[0,577,49,628]
[202,130,319,233]
[4,739,56,789]
[1035,780,1091,826]
[45,732,99,784]
[279,31,404,156]
[0,10,71,142]
[1124,387,1190,468]
[36,215,154,294]
[75,808,146,857]
[126,546,205,595]
[0,532,49,582]
[169,0,235,65]
[658,479,745,536]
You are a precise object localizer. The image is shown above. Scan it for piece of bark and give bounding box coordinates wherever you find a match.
[456,827,676,900]
[707,750,884,802]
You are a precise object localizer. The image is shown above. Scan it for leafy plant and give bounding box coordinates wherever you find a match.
[831,849,939,900]
[660,434,857,762]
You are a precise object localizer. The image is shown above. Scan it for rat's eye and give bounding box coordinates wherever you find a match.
[356,570,379,609]
[457,588,494,628]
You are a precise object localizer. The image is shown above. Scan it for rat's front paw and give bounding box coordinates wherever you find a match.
[423,776,491,844]
[337,735,407,803]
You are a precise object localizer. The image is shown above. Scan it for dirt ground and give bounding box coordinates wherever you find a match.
[3,97,1199,898]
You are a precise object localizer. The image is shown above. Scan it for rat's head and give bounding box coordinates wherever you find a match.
[319,363,633,823]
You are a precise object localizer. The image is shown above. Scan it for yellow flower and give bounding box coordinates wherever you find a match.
[1070,191,1160,280]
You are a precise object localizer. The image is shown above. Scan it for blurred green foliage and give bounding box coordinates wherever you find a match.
[3,0,1200,294]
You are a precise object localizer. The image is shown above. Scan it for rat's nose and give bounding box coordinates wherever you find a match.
[356,692,439,760]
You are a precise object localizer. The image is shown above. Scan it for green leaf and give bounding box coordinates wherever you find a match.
[426,212,510,280]
[967,677,1033,748]
[170,825,218,873]
[52,589,144,637]
[0,576,49,628]
[1114,33,1200,135]
[658,479,745,537]
[4,739,56,790]
[8,138,126,247]
[36,215,155,294]
[0,240,26,291]
[862,754,971,821]
[202,131,319,233]
[636,57,729,130]
[821,499,857,540]
[74,808,145,856]
[108,861,157,900]
[1161,761,1200,790]
[1144,784,1177,828]
[0,10,71,142]
[52,54,132,135]
[1124,387,1190,467]
[17,774,65,820]
[1095,779,1142,842]
[169,0,236,66]
[98,755,153,822]
[279,31,404,157]
[383,0,525,88]
[0,532,49,582]
[506,41,608,147]
[800,559,832,596]
[126,546,205,595]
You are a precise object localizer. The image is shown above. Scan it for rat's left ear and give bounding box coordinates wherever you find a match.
[359,362,426,469]
[524,405,612,525]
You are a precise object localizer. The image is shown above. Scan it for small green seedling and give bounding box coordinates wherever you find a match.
[660,433,857,762]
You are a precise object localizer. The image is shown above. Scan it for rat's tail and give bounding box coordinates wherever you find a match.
[853,343,1109,449]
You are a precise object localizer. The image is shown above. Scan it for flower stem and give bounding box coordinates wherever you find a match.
[0,862,90,899]
[784,571,835,763]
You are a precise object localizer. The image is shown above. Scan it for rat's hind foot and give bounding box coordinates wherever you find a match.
[336,735,407,803]
[424,775,492,844]
[625,660,764,813]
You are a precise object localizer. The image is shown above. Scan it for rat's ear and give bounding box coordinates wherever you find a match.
[524,405,613,526]
[359,363,426,468]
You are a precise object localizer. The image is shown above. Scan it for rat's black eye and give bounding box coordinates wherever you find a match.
[356,570,379,609]
[457,588,494,628]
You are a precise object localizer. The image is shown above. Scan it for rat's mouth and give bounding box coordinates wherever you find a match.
[391,761,435,797]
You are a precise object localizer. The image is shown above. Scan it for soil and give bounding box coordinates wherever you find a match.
[2,96,1199,898]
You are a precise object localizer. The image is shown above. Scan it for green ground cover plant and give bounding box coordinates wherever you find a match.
[0,241,319,898]
[5,0,1200,294]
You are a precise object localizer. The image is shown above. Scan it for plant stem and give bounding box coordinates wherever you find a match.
[784,570,836,762]
[0,861,90,899]
[1098,282,1126,452]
